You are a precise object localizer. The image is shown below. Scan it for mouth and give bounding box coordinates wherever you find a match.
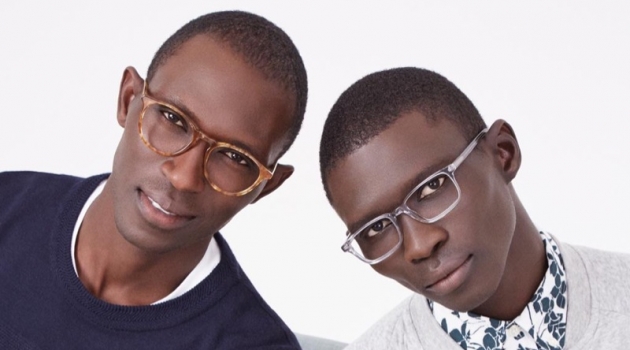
[147,196,177,216]
[425,254,473,296]
[137,189,194,230]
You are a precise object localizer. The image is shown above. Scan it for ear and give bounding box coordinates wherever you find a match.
[251,164,294,203]
[117,66,144,127]
[485,119,521,182]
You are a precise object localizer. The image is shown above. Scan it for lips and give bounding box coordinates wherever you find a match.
[137,189,194,229]
[424,255,473,296]
[147,196,178,216]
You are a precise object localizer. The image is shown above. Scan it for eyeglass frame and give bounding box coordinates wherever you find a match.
[137,81,277,197]
[341,128,488,265]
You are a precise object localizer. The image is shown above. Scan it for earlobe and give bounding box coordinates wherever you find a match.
[117,66,143,128]
[251,164,294,203]
[486,119,521,182]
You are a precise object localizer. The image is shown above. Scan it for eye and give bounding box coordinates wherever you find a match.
[161,109,188,131]
[418,175,446,200]
[360,219,393,239]
[221,150,250,166]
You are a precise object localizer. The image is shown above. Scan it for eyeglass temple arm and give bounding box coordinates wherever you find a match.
[449,128,488,171]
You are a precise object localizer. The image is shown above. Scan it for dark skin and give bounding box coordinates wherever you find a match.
[76,35,296,306]
[327,112,546,320]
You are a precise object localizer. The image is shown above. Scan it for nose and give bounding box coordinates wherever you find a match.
[161,143,207,193]
[399,215,448,264]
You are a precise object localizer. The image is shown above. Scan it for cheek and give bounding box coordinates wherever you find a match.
[371,265,402,290]
[480,173,517,246]
[113,124,146,174]
[198,198,240,228]
[112,123,169,189]
[441,173,516,303]
[371,255,420,292]
[457,169,516,273]
[195,189,256,233]
[457,162,516,242]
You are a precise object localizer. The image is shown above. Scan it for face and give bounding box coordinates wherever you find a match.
[327,112,518,312]
[109,35,295,254]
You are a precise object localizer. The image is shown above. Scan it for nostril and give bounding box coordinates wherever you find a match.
[433,240,446,255]
[410,257,426,265]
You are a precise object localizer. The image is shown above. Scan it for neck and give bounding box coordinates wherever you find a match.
[75,182,210,306]
[471,187,547,320]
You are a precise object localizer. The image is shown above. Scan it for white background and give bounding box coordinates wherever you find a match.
[1,1,629,343]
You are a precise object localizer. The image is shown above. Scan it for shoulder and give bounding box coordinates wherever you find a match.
[562,243,630,310]
[0,170,78,184]
[211,234,301,348]
[0,171,107,209]
[565,243,630,281]
[0,171,82,196]
[559,242,630,346]
[0,171,108,229]
[345,295,422,350]
[0,171,81,213]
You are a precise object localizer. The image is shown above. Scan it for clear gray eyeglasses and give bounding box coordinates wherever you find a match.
[341,128,488,265]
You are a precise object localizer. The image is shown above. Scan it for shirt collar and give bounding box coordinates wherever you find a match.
[70,180,221,305]
[429,231,567,350]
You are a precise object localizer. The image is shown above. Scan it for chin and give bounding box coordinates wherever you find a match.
[450,279,501,314]
[413,276,498,313]
[120,227,172,254]
[113,213,177,255]
[442,293,491,313]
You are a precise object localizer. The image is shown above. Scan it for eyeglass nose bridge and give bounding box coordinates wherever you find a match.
[192,132,219,153]
[356,206,430,266]
[392,205,429,225]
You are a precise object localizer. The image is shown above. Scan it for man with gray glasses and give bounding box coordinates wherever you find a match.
[319,67,630,349]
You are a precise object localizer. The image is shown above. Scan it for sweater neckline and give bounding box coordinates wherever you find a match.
[407,237,594,349]
[50,174,242,331]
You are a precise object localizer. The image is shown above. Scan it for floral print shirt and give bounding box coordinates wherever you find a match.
[429,231,567,350]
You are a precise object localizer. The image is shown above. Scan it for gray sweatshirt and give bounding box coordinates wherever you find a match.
[345,242,630,349]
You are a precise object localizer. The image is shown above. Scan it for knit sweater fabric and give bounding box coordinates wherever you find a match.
[0,171,300,350]
[344,238,630,349]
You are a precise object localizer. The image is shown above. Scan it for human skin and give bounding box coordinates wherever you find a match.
[326,112,546,320]
[76,35,295,306]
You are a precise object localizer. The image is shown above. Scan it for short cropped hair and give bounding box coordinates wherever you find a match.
[319,67,486,200]
[147,11,308,157]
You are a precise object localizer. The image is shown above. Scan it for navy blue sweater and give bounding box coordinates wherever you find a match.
[0,171,300,350]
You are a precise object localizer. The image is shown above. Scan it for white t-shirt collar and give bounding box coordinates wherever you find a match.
[70,180,221,305]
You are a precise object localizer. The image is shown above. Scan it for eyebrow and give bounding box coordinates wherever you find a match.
[347,156,454,234]
[149,89,267,164]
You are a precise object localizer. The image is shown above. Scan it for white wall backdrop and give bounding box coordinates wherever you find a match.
[2,0,629,343]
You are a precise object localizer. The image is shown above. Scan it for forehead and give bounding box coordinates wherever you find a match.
[148,35,294,164]
[327,111,468,229]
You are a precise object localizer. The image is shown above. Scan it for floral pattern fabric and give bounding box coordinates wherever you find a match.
[429,231,567,350]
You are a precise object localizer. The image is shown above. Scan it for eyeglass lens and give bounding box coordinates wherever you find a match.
[140,103,260,193]
[352,217,399,261]
[404,174,458,221]
[353,174,459,261]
